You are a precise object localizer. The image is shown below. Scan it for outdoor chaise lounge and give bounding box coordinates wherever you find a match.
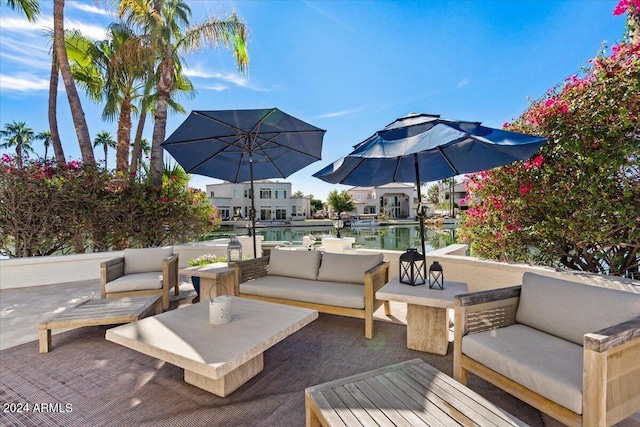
[453,272,640,426]
[100,246,179,311]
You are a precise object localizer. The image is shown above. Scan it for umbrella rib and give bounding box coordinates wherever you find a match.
[436,146,460,175]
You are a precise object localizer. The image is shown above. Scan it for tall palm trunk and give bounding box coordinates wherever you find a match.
[130,103,147,179]
[150,55,173,185]
[48,51,66,166]
[116,98,132,174]
[53,0,94,167]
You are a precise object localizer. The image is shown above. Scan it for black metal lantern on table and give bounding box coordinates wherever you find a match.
[333,214,344,238]
[227,235,242,265]
[429,261,444,289]
[399,248,425,286]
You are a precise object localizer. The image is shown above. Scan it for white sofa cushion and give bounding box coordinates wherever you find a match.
[515,272,640,345]
[124,247,173,275]
[240,275,365,309]
[317,253,383,285]
[104,272,163,293]
[268,249,322,280]
[462,324,584,415]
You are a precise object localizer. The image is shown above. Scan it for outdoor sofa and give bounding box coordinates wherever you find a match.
[233,249,390,339]
[100,246,179,311]
[453,272,640,426]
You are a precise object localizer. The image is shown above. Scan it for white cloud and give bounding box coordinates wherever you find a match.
[457,78,469,88]
[184,65,265,91]
[0,74,49,92]
[314,106,366,119]
[202,84,229,92]
[68,1,113,17]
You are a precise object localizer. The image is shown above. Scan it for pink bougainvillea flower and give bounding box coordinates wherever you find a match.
[502,122,510,129]
[519,183,534,195]
[544,99,556,107]
[531,155,544,168]
[614,0,630,15]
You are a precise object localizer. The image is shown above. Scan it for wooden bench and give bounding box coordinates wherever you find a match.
[305,358,527,426]
[39,296,161,353]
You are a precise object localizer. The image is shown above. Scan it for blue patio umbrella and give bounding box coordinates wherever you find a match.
[162,108,325,257]
[313,113,547,280]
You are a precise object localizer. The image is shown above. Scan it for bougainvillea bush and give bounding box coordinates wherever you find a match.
[459,5,640,278]
[0,155,220,257]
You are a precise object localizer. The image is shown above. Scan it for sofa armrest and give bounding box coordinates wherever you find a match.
[584,315,640,353]
[583,315,640,425]
[454,286,521,337]
[100,257,125,297]
[162,254,179,292]
[234,256,270,295]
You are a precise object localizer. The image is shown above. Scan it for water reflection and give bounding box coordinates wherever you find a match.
[208,224,457,252]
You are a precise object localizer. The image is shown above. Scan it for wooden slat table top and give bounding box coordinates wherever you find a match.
[305,359,528,427]
[39,296,160,330]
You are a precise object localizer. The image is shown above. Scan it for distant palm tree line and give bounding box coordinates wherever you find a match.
[2,0,250,184]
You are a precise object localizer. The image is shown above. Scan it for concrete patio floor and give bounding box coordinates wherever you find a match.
[1,278,638,426]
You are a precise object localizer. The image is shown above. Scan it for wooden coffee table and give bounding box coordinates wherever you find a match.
[106,297,318,397]
[306,358,528,427]
[38,296,161,353]
[376,279,467,355]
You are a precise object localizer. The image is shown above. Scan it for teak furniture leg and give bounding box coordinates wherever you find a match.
[407,303,449,355]
[39,328,52,353]
[184,353,264,397]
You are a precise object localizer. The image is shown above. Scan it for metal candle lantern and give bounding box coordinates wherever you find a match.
[429,261,444,289]
[333,215,344,238]
[227,235,242,265]
[399,248,425,286]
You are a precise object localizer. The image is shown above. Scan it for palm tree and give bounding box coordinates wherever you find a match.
[53,0,94,166]
[4,0,40,22]
[131,137,150,179]
[119,0,249,185]
[68,23,152,175]
[93,131,116,170]
[35,130,52,163]
[0,121,35,169]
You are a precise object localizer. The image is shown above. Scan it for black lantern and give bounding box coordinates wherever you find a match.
[429,261,444,289]
[399,248,425,286]
[333,214,344,238]
[227,235,242,265]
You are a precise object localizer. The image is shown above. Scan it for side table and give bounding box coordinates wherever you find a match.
[376,278,467,355]
[179,263,235,300]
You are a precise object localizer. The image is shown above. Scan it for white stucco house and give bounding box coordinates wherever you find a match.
[346,183,419,219]
[205,180,311,221]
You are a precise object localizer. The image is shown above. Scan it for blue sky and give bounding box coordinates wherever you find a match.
[0,0,628,201]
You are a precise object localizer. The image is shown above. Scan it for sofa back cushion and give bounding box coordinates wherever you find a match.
[268,249,322,280]
[124,246,173,275]
[515,272,640,345]
[317,252,384,285]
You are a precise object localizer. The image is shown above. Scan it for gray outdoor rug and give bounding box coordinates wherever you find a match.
[0,309,544,426]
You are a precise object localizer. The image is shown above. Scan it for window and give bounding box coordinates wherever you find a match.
[292,206,297,215]
[260,207,272,220]
[275,207,287,220]
[244,189,251,198]
[210,191,214,197]
[275,189,287,199]
[232,189,242,198]
[260,189,272,199]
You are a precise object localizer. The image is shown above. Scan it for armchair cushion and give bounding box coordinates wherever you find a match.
[104,272,163,293]
[462,323,584,414]
[123,247,173,275]
[515,272,640,345]
[267,249,322,280]
[317,253,383,285]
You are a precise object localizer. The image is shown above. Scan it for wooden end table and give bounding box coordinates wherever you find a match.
[305,358,527,427]
[38,295,161,353]
[179,263,235,298]
[376,279,467,355]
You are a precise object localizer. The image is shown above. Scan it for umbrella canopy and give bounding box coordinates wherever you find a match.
[313,113,547,186]
[313,113,547,283]
[162,108,326,257]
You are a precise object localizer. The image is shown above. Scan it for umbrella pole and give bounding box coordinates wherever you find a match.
[249,154,257,258]
[414,154,427,283]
